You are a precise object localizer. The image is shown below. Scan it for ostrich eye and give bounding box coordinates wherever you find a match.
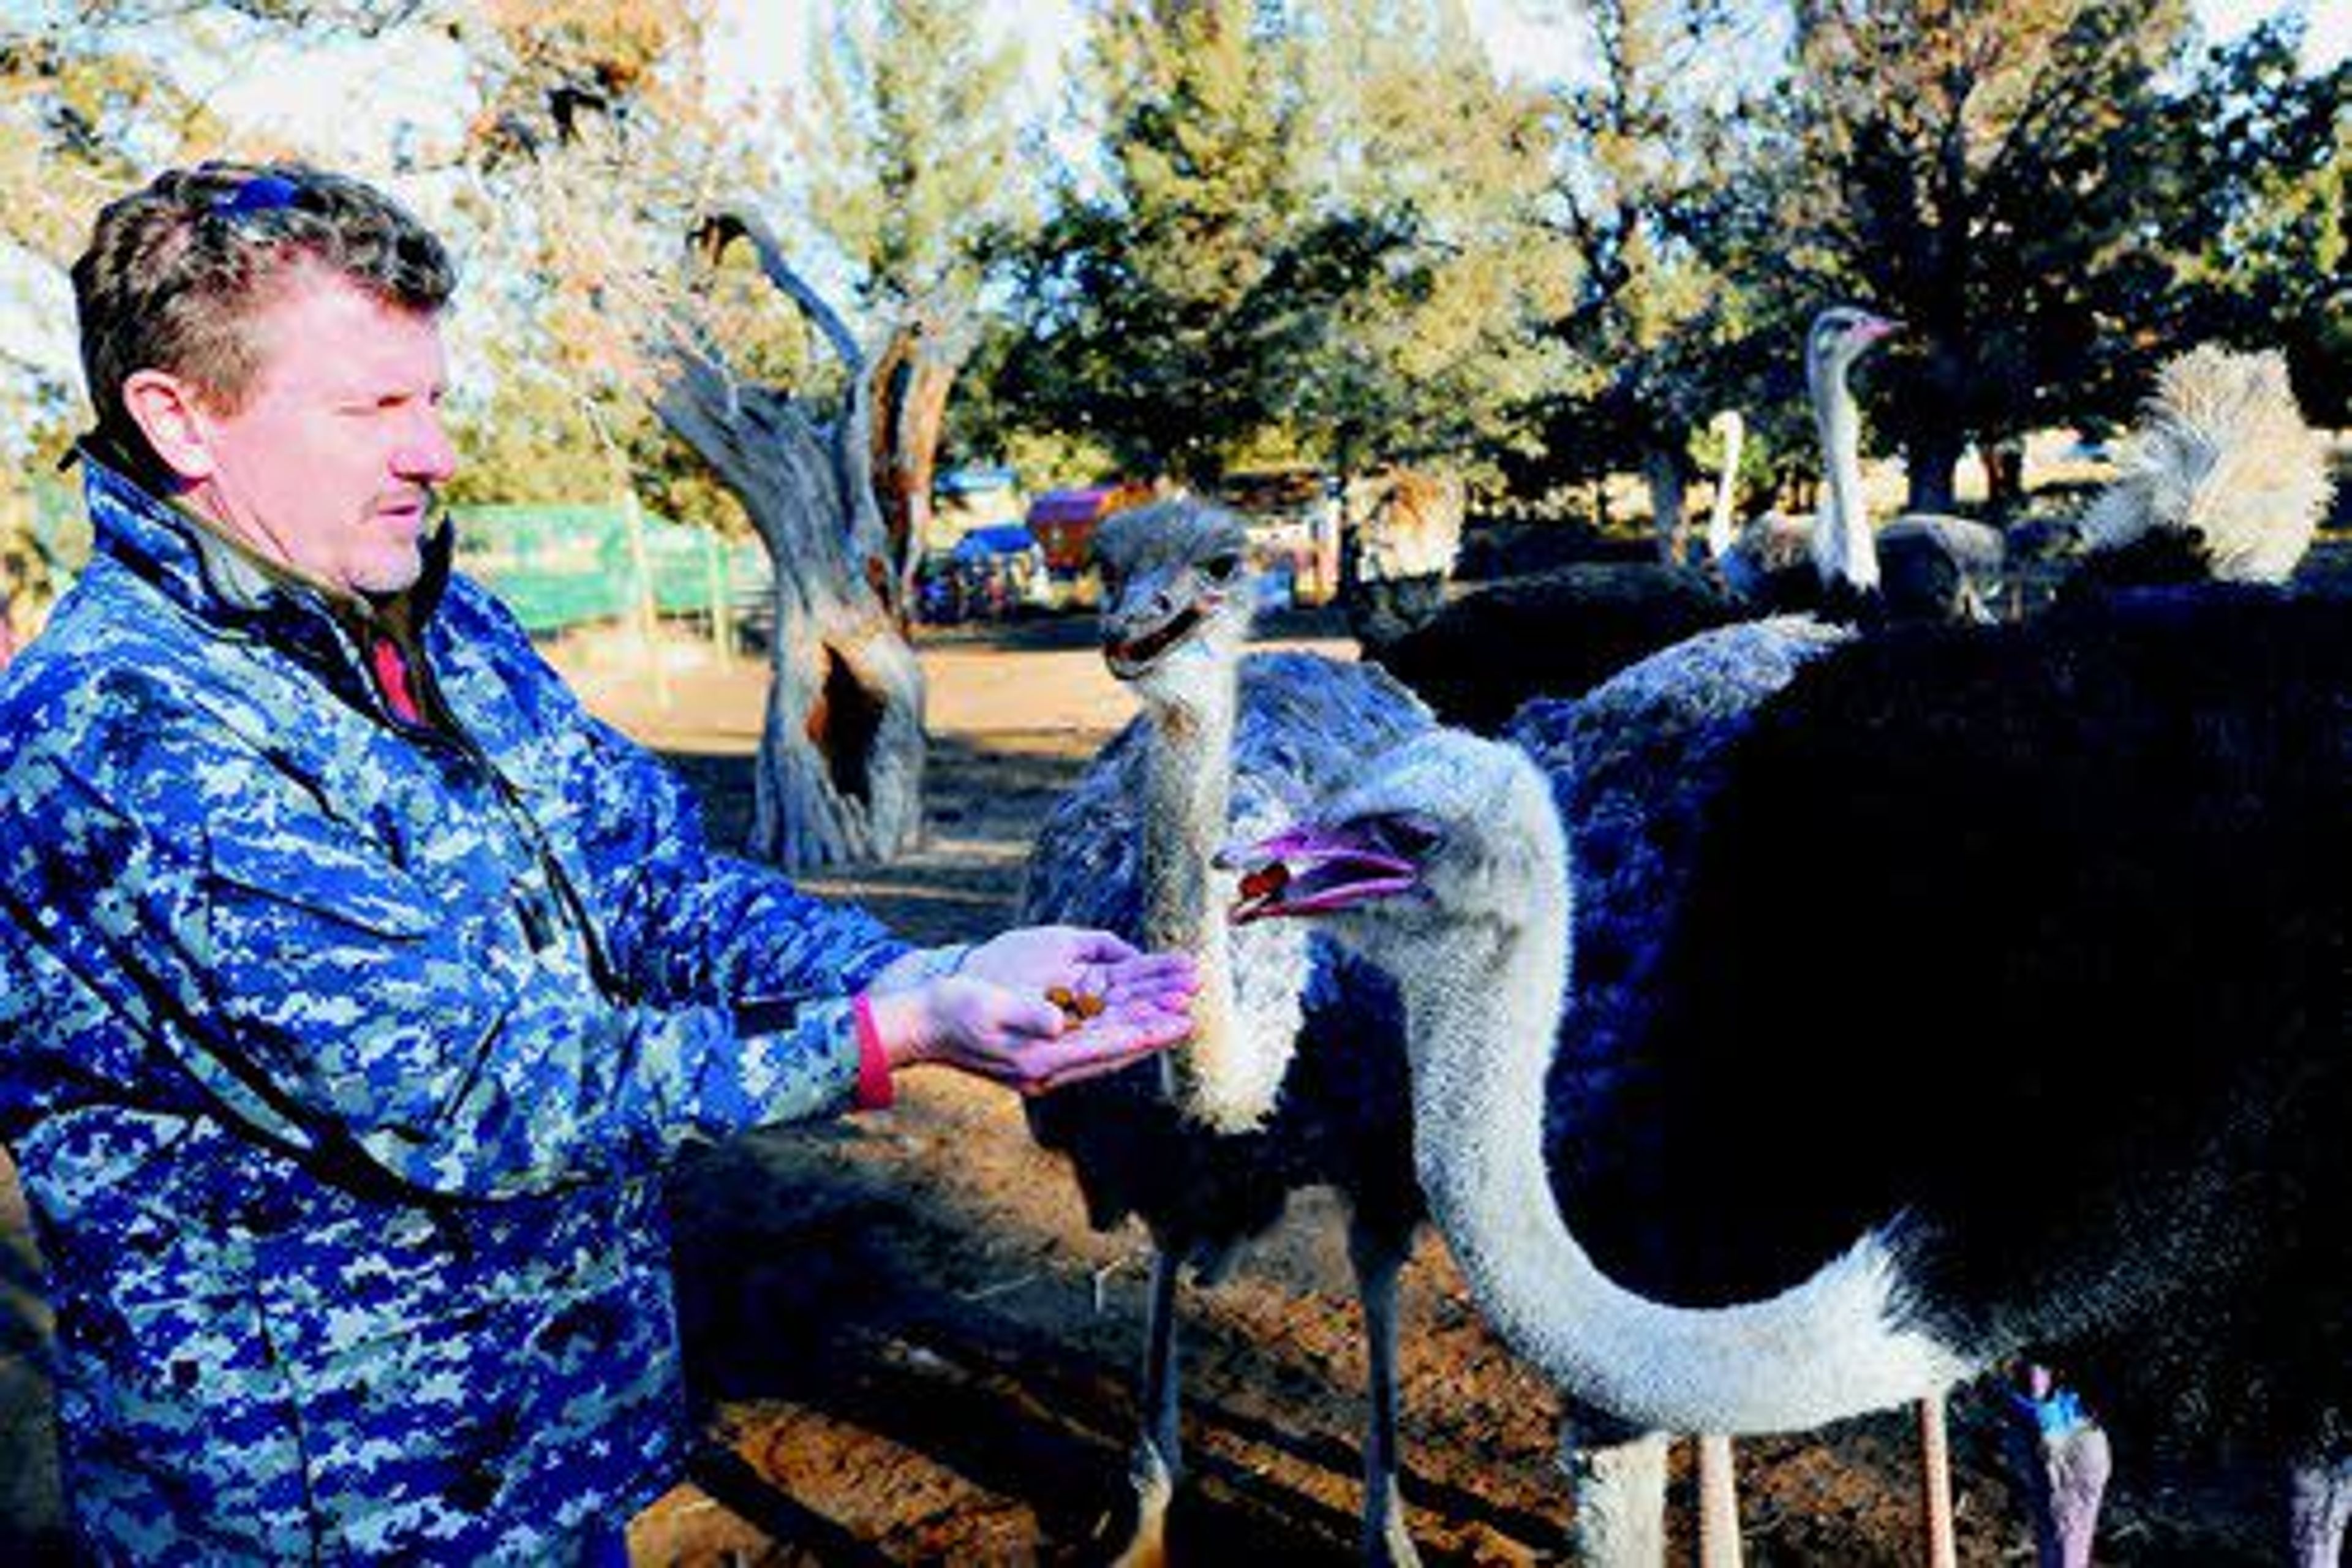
[1203,553,1242,584]
[1365,813,1442,860]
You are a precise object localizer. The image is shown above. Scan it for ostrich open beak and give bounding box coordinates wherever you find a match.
[1861,314,1902,343]
[1219,823,1419,925]
[1102,601,1208,679]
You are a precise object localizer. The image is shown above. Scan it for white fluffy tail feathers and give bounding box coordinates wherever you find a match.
[2077,345,2332,583]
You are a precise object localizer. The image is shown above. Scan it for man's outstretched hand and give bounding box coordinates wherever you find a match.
[865,926,1198,1095]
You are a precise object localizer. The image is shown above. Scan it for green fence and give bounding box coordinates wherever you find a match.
[6,485,763,639]
[448,502,763,636]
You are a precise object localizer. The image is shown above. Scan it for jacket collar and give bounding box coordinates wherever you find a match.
[80,448,454,638]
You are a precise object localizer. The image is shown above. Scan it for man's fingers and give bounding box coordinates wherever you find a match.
[1020,1041,1175,1094]
[999,993,1066,1039]
[1053,1012,1189,1061]
[1064,928,1142,965]
[1088,954,1199,1005]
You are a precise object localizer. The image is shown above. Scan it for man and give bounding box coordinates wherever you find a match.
[0,161,1196,1561]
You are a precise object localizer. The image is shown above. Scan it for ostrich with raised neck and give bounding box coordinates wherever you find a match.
[1373,307,1907,738]
[1022,498,1433,1564]
[1228,583,2350,1564]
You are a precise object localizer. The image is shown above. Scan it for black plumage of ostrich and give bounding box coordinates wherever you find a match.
[1020,499,1434,1564]
[1487,338,2335,1566]
[1228,585,2351,1566]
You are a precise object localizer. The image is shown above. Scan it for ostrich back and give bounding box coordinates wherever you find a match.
[1600,589,2349,1460]
[1020,652,1430,1270]
[1371,562,1743,733]
[1504,617,1855,1297]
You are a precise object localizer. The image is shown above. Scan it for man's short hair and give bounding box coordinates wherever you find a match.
[71,160,456,482]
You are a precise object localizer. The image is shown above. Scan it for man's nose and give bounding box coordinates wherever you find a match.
[393,409,458,485]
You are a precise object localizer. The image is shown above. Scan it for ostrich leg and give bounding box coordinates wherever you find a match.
[1114,1247,1185,1568]
[2285,1455,2352,1568]
[1348,1213,1422,1566]
[1695,1435,1743,1566]
[1560,1411,1669,1566]
[1918,1396,1957,1568]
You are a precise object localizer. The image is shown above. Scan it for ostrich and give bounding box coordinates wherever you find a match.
[1020,499,1434,1564]
[1226,582,2349,1565]
[1979,339,2339,1565]
[1790,306,2013,627]
[1711,307,2007,627]
[1363,550,1739,734]
[1473,338,2331,1565]
[1702,410,1744,567]
[1034,500,1825,1564]
[1714,306,1894,616]
[2064,343,2332,594]
[1370,306,1919,736]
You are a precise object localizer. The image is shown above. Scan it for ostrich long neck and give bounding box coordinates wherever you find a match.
[1139,679,1248,1127]
[1707,412,1744,562]
[1810,356,1879,592]
[1403,853,1967,1434]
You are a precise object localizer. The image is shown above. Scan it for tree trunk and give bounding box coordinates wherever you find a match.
[1903,426,1964,513]
[660,213,927,872]
[1642,442,1690,566]
[872,314,965,613]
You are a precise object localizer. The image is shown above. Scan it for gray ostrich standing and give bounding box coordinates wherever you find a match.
[1020,500,1434,1564]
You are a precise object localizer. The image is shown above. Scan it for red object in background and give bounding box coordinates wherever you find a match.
[1025,484,1148,573]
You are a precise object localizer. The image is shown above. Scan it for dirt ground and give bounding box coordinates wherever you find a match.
[0,608,2286,1564]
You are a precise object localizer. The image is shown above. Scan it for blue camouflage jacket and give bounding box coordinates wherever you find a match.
[0,459,911,1562]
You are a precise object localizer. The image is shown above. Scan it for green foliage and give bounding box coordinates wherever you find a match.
[1508,0,1782,506]
[1281,0,1576,467]
[989,0,1577,485]
[796,0,1031,313]
[3,0,2345,540]
[2146,20,2350,425]
[994,0,1315,481]
[1773,0,2201,504]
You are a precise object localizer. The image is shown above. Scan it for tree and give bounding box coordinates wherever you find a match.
[461,2,927,870]
[1518,0,1781,552]
[998,0,1581,504]
[2149,18,2350,428]
[1001,0,1317,484]
[1283,0,1576,476]
[1781,0,2196,510]
[794,0,1031,601]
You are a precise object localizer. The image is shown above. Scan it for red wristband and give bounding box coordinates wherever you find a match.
[851,993,895,1112]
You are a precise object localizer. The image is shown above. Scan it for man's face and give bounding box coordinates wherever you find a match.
[185,265,456,598]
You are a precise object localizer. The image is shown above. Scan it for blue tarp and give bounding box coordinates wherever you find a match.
[938,466,1019,497]
[952,524,1041,560]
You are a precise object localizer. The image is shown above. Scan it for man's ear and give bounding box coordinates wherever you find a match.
[119,369,217,483]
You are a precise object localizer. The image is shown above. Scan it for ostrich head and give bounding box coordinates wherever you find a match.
[1806,304,1899,397]
[1095,498,1254,710]
[1226,729,1566,976]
